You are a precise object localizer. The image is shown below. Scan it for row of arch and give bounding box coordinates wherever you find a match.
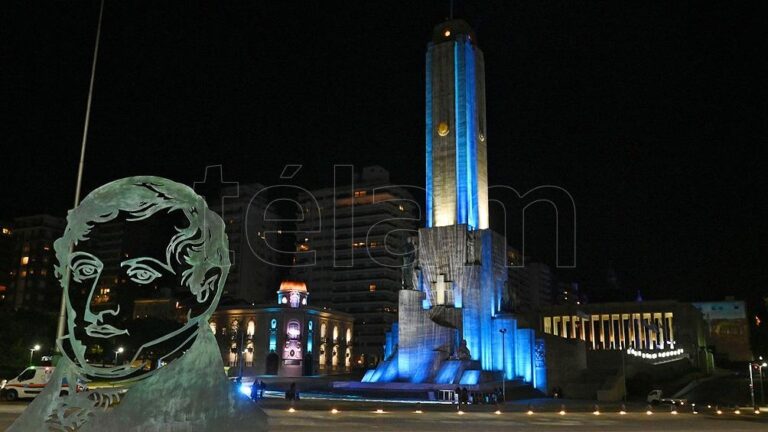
[210,318,353,369]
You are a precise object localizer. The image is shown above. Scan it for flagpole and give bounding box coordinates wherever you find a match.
[55,0,106,349]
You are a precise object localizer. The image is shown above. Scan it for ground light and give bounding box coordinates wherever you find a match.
[288,407,296,413]
[526,409,534,415]
[734,409,741,415]
[457,410,465,415]
[331,408,339,414]
[494,410,501,415]
[414,409,423,414]
[375,409,385,414]
[716,408,723,415]
[646,409,653,415]
[619,410,627,415]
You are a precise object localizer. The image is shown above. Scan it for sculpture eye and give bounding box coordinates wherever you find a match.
[69,253,103,282]
[125,264,162,285]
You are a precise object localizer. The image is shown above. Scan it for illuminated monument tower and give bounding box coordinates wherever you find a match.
[362,20,546,391]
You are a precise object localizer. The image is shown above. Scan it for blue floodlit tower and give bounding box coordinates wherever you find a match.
[363,20,546,392]
[426,20,489,231]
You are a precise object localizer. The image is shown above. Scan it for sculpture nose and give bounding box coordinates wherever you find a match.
[84,270,119,323]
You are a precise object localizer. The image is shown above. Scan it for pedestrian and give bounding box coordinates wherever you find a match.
[289,382,297,401]
[250,381,258,401]
[454,386,461,405]
[461,387,468,406]
[259,380,266,399]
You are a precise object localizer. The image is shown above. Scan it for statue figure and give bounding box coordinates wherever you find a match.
[9,176,267,432]
[457,339,471,360]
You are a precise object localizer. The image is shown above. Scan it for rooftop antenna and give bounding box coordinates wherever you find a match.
[55,0,106,350]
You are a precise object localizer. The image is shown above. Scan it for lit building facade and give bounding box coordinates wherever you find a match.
[692,299,752,363]
[540,301,712,367]
[0,221,14,306]
[6,215,65,313]
[289,166,418,367]
[211,281,354,377]
[364,20,546,391]
[217,182,286,305]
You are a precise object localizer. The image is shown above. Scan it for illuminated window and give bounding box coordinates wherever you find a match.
[398,204,404,212]
[333,326,339,342]
[369,241,379,248]
[209,322,217,334]
[369,283,376,292]
[443,28,451,37]
[353,190,367,198]
[298,243,310,251]
[1,228,10,235]
[20,270,27,278]
[40,269,47,276]
[21,256,29,265]
[346,328,352,343]
[320,322,327,338]
[353,241,366,248]
[247,320,255,337]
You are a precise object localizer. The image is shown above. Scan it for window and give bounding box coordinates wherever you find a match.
[18,369,36,382]
[353,190,367,198]
[209,322,217,334]
[369,283,377,292]
[1,228,10,235]
[247,320,255,337]
[21,256,29,266]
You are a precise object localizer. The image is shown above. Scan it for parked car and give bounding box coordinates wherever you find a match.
[647,389,687,406]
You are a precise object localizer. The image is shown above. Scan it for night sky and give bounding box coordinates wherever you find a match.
[1,1,764,305]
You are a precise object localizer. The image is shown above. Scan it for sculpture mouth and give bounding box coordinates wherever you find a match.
[85,324,128,338]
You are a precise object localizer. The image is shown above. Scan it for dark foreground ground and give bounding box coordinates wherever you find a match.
[2,397,767,431]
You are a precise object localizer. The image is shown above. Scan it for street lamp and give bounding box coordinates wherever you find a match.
[29,344,40,365]
[499,328,507,402]
[114,347,124,365]
[748,360,767,409]
[759,361,767,407]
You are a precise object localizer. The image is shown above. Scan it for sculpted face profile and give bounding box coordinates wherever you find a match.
[10,176,266,432]
[55,176,230,379]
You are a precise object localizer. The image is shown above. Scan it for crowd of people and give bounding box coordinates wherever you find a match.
[453,387,505,405]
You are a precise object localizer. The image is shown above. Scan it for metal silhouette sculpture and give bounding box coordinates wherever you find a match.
[9,176,267,431]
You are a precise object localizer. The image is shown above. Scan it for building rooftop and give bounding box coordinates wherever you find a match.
[278,280,307,293]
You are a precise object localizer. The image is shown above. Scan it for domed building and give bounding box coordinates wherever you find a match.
[211,280,354,378]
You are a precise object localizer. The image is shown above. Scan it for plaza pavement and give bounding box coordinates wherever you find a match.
[2,398,767,431]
